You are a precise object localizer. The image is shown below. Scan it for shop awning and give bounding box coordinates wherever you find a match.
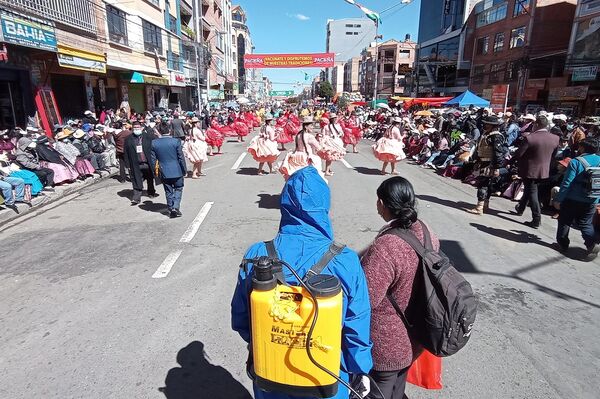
[57,45,106,73]
[130,72,169,86]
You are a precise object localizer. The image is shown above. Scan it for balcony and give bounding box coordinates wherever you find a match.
[1,0,97,33]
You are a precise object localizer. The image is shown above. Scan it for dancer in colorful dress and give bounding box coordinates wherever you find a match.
[279,116,323,180]
[247,114,280,175]
[182,118,209,178]
[373,117,406,175]
[318,113,347,177]
[205,126,224,156]
[342,111,362,154]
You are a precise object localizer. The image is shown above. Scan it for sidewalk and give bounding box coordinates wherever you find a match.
[0,167,118,227]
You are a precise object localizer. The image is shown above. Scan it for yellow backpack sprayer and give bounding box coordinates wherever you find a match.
[242,240,367,398]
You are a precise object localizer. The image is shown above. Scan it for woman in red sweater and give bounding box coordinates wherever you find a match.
[361,176,440,399]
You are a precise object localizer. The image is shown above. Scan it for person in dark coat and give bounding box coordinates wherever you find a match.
[124,120,158,205]
[512,115,560,228]
[112,121,132,183]
[151,127,187,218]
[169,112,186,140]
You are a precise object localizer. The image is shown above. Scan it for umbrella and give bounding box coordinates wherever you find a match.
[237,97,250,104]
[376,103,390,110]
[415,110,433,117]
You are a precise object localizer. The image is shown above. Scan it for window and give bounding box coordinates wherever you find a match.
[107,5,128,45]
[353,32,359,35]
[476,36,489,55]
[476,3,508,28]
[489,63,503,83]
[355,24,361,27]
[513,0,530,16]
[345,24,353,27]
[493,32,505,52]
[146,0,159,6]
[398,50,410,59]
[142,20,162,54]
[472,65,485,84]
[383,64,394,73]
[169,51,181,71]
[169,14,177,34]
[346,32,353,35]
[233,12,243,22]
[509,26,525,48]
[216,33,224,51]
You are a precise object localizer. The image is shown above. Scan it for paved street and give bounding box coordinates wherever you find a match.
[1,135,599,399]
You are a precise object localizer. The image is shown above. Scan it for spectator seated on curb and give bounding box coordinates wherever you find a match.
[15,137,55,190]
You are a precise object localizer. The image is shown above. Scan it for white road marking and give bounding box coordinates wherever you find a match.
[341,158,353,169]
[180,201,214,243]
[152,249,183,279]
[203,163,223,171]
[231,152,248,170]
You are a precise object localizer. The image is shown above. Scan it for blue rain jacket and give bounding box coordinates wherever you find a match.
[231,166,373,399]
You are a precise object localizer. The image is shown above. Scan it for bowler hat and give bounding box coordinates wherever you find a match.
[481,115,503,126]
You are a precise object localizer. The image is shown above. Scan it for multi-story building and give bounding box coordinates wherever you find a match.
[325,18,377,83]
[0,0,107,132]
[331,64,344,94]
[232,5,253,97]
[564,0,600,115]
[344,57,361,93]
[200,0,227,103]
[416,0,476,96]
[358,38,416,100]
[463,0,577,112]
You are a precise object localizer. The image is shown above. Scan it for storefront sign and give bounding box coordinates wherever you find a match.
[0,11,56,52]
[269,90,294,97]
[522,88,539,101]
[481,88,493,100]
[548,86,589,101]
[209,89,224,100]
[244,53,335,69]
[526,79,546,89]
[130,72,169,86]
[573,16,600,61]
[579,0,600,17]
[572,66,598,81]
[491,84,509,113]
[57,45,106,73]
[169,71,186,87]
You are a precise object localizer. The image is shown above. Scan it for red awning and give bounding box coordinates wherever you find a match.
[403,97,454,109]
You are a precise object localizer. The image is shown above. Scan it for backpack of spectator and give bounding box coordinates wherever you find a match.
[576,157,600,199]
[384,221,478,357]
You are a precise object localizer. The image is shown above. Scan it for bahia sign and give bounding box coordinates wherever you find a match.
[0,11,57,52]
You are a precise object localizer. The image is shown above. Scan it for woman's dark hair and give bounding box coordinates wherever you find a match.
[376,176,418,229]
[579,138,600,155]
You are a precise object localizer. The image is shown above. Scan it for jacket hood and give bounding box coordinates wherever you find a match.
[279,166,333,240]
[17,137,32,151]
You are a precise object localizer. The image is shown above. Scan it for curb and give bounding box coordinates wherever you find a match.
[0,167,118,228]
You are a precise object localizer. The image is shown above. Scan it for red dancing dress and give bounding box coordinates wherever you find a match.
[373,126,406,162]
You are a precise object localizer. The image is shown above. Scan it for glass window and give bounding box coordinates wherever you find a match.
[477,36,490,55]
[346,32,353,35]
[472,65,485,84]
[233,12,243,22]
[476,3,508,28]
[384,50,394,58]
[146,0,159,6]
[169,14,177,34]
[142,20,163,54]
[513,0,530,16]
[107,5,128,45]
[437,36,460,62]
[345,24,353,27]
[509,26,526,48]
[398,50,410,59]
[383,64,394,73]
[493,32,505,52]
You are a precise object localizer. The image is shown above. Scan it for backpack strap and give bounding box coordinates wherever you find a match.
[264,240,286,284]
[418,220,434,251]
[384,227,429,258]
[304,242,346,281]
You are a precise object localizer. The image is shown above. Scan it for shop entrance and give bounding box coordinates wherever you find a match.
[51,74,86,120]
[0,68,28,129]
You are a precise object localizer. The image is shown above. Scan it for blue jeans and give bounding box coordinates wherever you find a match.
[162,176,184,211]
[0,177,25,205]
[424,151,441,165]
[556,199,598,248]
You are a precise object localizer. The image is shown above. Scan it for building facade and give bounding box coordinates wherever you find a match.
[232,5,252,97]
[564,0,600,115]
[416,0,476,96]
[325,18,376,83]
[344,57,361,93]
[463,0,577,112]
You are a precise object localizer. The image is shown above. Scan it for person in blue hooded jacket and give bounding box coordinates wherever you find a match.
[231,166,373,399]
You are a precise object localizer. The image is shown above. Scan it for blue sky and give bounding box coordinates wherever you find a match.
[236,0,422,93]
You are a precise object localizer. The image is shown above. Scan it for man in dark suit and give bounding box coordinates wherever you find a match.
[124,120,158,205]
[512,115,560,228]
[151,126,187,218]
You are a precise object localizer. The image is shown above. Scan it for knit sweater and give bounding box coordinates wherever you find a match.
[360,221,440,371]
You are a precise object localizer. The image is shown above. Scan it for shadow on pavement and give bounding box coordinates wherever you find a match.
[139,201,169,215]
[470,223,553,248]
[354,166,384,176]
[236,167,259,176]
[116,189,134,200]
[160,341,252,399]
[441,239,600,309]
[257,194,280,210]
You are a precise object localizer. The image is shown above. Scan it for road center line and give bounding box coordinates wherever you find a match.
[341,158,353,169]
[152,249,183,279]
[231,152,247,170]
[180,201,214,243]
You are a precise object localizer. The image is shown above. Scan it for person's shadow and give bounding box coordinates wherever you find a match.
[160,341,252,399]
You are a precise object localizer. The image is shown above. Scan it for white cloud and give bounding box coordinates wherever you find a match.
[286,13,310,21]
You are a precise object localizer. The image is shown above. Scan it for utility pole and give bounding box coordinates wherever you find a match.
[373,23,381,103]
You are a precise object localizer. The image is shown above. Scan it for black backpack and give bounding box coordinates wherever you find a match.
[384,221,477,357]
[576,156,600,199]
